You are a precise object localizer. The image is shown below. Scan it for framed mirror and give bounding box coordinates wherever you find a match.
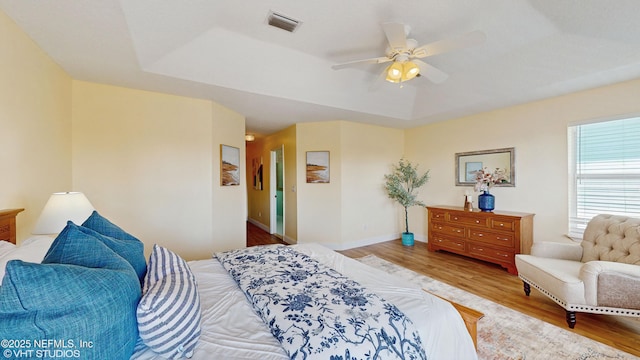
[455,147,515,186]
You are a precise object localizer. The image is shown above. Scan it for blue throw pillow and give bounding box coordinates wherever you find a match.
[0,223,141,360]
[74,223,146,281]
[81,211,147,282]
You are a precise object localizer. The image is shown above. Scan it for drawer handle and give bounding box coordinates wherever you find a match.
[453,216,458,220]
[475,220,480,224]
[454,229,462,233]
[498,223,505,227]
[496,237,509,241]
[476,248,484,251]
[477,233,483,237]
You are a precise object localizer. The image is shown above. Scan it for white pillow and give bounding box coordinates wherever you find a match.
[0,241,15,256]
[0,235,55,282]
[137,244,201,359]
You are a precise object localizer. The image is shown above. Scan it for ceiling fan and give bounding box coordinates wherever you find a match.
[332,23,486,85]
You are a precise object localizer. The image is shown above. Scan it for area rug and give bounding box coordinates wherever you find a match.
[357,255,638,360]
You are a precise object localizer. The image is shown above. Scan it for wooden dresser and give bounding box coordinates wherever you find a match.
[427,206,534,275]
[0,208,24,244]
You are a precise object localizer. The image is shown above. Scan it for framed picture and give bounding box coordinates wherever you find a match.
[306,151,330,183]
[221,144,240,186]
[252,157,263,190]
[465,161,483,182]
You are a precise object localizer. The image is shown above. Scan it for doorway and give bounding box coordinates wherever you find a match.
[270,146,284,238]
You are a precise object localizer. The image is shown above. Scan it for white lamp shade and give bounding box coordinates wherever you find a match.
[32,192,95,235]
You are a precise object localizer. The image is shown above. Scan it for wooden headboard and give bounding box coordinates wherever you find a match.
[0,208,24,244]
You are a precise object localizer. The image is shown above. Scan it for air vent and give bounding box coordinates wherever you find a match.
[267,11,301,33]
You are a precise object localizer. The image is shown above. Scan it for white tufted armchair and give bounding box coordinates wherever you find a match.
[515,214,640,328]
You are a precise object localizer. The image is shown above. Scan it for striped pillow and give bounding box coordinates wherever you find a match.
[137,245,201,359]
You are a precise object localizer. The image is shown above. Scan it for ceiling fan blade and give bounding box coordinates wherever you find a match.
[382,22,408,50]
[413,30,486,58]
[415,60,449,84]
[369,67,389,92]
[331,56,391,70]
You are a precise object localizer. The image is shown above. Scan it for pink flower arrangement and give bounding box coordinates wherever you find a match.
[474,167,509,192]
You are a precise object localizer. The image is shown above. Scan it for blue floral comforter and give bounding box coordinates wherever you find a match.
[215,245,427,360]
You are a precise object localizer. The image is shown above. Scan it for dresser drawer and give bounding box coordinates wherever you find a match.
[431,235,466,253]
[490,218,516,231]
[430,222,466,238]
[430,209,448,222]
[467,229,514,248]
[468,244,513,263]
[448,213,489,228]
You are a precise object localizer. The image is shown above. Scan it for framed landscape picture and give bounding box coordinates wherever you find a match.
[221,144,240,186]
[306,151,329,183]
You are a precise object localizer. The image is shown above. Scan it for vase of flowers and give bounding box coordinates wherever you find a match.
[474,167,508,212]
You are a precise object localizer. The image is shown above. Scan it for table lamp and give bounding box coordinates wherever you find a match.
[32,192,95,235]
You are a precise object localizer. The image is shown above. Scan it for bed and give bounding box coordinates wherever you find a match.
[0,209,477,360]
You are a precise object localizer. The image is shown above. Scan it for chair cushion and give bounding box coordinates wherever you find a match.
[515,254,586,305]
[0,223,141,360]
[597,272,640,308]
[582,214,640,265]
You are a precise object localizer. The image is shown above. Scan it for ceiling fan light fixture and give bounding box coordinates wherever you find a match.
[386,61,420,83]
[386,62,403,82]
[402,61,420,81]
[385,75,400,83]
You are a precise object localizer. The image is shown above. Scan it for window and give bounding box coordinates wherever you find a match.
[569,117,640,238]
[568,117,640,238]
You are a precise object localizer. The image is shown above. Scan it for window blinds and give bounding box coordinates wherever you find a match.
[568,117,640,238]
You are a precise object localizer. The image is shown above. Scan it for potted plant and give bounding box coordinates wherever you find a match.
[384,159,430,246]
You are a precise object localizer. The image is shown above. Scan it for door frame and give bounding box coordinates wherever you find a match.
[269,146,284,238]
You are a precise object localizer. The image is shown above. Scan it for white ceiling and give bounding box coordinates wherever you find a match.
[3,1,640,137]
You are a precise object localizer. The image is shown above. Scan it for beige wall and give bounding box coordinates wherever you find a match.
[296,122,343,246]
[0,10,72,242]
[246,140,267,225]
[211,101,248,252]
[405,78,640,244]
[72,81,246,260]
[295,121,404,249]
[339,122,405,246]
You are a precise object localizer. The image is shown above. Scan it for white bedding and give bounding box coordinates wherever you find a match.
[0,235,54,282]
[131,243,477,360]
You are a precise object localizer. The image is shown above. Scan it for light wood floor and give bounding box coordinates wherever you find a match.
[247,222,640,357]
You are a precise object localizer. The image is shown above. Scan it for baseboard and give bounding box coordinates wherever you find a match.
[317,233,427,251]
[282,234,296,245]
[247,218,295,245]
[248,218,427,250]
[247,218,269,232]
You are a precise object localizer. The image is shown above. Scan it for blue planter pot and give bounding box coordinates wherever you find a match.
[478,191,495,212]
[402,232,414,246]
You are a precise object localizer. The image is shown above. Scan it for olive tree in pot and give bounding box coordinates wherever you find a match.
[384,159,430,246]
